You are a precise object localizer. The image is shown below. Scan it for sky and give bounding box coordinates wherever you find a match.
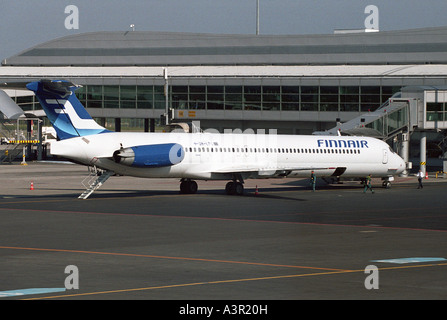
[1,0,447,61]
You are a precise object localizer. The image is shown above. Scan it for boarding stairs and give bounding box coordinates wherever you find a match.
[0,143,23,164]
[78,167,114,199]
[0,120,21,164]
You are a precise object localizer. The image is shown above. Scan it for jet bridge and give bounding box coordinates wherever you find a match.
[314,94,415,176]
[321,94,414,140]
[316,86,447,177]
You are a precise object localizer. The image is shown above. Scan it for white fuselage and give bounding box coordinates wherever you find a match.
[50,132,406,180]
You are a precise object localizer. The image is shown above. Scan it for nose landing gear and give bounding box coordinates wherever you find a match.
[381,176,395,189]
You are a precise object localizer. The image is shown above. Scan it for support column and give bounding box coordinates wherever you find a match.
[144,119,149,132]
[37,120,43,161]
[420,131,427,175]
[150,118,155,132]
[399,132,410,177]
[115,118,121,132]
[26,120,32,160]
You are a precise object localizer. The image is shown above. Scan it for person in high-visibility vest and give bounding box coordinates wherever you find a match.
[310,171,316,192]
[363,174,374,194]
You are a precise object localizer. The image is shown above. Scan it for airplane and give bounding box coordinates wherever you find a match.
[26,79,406,199]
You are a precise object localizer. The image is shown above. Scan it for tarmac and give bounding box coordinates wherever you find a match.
[0,162,446,304]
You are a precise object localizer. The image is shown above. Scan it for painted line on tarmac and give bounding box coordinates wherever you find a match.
[0,245,347,272]
[0,288,66,298]
[23,269,361,300]
[371,257,447,264]
[23,261,447,300]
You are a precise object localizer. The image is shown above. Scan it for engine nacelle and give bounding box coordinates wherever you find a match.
[113,143,184,167]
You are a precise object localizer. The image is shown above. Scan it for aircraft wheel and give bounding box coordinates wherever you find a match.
[225,182,234,195]
[189,181,198,194]
[382,181,391,189]
[234,182,244,195]
[180,180,198,194]
[180,181,187,194]
[225,181,244,195]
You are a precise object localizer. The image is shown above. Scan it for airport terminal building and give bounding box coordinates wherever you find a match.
[1,26,447,167]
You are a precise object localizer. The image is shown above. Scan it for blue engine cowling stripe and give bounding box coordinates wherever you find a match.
[131,143,184,167]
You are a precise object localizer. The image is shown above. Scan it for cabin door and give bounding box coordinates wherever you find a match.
[382,149,388,164]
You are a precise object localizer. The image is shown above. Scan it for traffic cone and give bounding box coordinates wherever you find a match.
[255,185,259,195]
[30,181,34,190]
[425,172,429,179]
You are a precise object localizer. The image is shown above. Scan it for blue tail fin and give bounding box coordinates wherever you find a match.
[26,80,108,140]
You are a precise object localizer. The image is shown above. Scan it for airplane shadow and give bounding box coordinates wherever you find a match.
[0,178,364,202]
[1,187,309,202]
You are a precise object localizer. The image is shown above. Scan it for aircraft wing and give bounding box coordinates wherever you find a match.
[212,165,340,176]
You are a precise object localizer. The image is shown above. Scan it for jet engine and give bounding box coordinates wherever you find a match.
[113,143,184,167]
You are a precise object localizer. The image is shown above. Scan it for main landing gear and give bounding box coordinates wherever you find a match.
[225,175,245,196]
[179,176,245,196]
[179,179,198,194]
[225,181,244,195]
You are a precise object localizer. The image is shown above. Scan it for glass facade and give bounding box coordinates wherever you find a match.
[426,102,446,121]
[23,84,401,113]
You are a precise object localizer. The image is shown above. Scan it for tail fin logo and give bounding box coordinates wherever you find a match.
[46,99,104,131]
[27,80,108,140]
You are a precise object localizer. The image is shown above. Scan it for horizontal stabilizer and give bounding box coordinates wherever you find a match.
[0,90,24,119]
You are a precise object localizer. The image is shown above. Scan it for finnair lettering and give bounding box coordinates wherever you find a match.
[317,139,369,148]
